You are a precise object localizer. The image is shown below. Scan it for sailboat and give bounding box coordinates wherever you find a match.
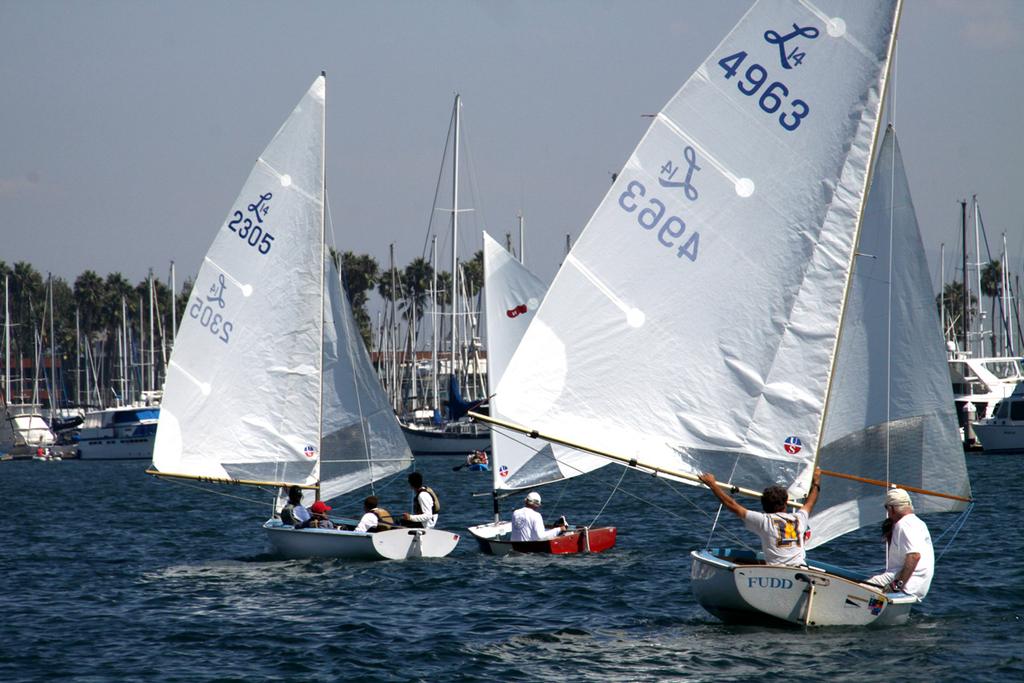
[148,73,459,561]
[471,0,971,624]
[468,233,615,555]
[399,94,490,456]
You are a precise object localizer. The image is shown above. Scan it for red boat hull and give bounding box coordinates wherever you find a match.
[474,526,617,555]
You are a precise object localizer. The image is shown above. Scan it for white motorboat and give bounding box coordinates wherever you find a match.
[972,382,1024,452]
[76,405,159,460]
[148,73,458,561]
[1,402,56,454]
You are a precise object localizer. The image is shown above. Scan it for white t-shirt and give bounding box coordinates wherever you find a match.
[354,511,379,533]
[292,504,311,526]
[511,506,561,542]
[406,490,438,528]
[743,510,809,566]
[887,513,934,599]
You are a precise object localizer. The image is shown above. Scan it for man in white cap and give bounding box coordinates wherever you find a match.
[867,487,935,599]
[511,491,567,542]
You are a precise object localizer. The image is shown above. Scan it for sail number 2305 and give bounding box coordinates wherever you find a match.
[189,298,233,344]
[618,180,699,262]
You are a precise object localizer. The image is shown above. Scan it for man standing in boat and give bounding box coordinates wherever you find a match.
[698,468,822,567]
[401,472,440,529]
[511,491,567,542]
[867,488,934,598]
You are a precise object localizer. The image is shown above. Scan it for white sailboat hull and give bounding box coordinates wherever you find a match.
[690,550,917,627]
[263,520,460,560]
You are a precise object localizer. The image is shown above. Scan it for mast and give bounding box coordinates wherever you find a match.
[451,94,461,401]
[940,243,946,347]
[518,211,525,265]
[431,235,439,414]
[316,70,327,497]
[4,274,9,403]
[813,0,903,485]
[75,309,81,407]
[973,195,984,352]
[170,261,177,343]
[148,270,156,393]
[961,199,968,354]
[49,273,57,410]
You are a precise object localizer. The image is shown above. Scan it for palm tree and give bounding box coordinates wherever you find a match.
[980,260,1003,355]
[937,281,977,351]
[334,250,379,346]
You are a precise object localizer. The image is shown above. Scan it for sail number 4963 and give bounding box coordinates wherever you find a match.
[618,180,699,262]
[717,51,808,131]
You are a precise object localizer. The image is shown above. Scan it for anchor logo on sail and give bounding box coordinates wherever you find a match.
[303,444,317,458]
[783,436,802,454]
[763,23,819,69]
[499,465,509,478]
[658,145,701,200]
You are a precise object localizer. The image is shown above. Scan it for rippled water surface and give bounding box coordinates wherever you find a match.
[2,453,1021,682]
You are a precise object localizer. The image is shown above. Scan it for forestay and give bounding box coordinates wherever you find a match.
[482,233,607,490]
[496,0,900,497]
[809,127,972,548]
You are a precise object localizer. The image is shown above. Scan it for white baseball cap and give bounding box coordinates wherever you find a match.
[525,491,542,505]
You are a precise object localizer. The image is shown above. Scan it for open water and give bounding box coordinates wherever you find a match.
[1,452,1021,682]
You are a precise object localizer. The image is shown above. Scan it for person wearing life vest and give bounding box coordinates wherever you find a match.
[401,471,440,529]
[354,495,395,533]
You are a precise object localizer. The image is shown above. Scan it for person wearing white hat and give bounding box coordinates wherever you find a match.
[867,487,935,599]
[511,491,567,542]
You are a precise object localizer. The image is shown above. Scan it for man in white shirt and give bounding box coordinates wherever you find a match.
[698,468,822,566]
[511,491,567,542]
[401,472,439,529]
[868,487,934,599]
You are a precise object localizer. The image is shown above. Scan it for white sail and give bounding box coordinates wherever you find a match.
[496,0,899,494]
[320,253,413,501]
[483,232,607,490]
[153,76,327,486]
[809,126,972,548]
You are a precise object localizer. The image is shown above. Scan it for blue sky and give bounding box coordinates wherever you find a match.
[2,0,1021,304]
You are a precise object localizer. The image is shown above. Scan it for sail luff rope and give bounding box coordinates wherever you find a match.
[812,0,903,491]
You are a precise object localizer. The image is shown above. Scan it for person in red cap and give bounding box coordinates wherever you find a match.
[309,500,336,529]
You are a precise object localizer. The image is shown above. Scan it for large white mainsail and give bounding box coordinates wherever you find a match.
[809,126,972,548]
[152,74,411,501]
[496,0,900,497]
[482,233,607,491]
[153,75,326,488]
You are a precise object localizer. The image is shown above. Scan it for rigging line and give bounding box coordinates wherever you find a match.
[151,474,272,508]
[588,465,627,528]
[490,423,750,543]
[933,503,974,562]
[886,124,896,487]
[326,191,378,497]
[421,101,457,260]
